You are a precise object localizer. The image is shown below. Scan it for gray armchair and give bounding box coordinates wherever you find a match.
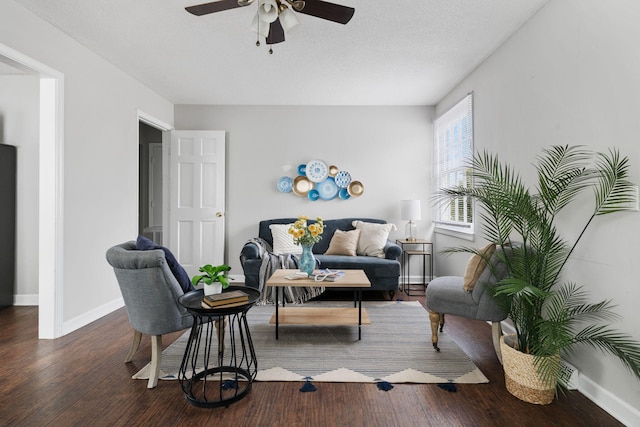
[425,247,508,363]
[106,241,193,388]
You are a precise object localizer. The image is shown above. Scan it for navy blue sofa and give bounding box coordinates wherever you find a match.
[240,218,402,297]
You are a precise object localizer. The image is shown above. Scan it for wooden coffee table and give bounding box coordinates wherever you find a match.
[266,269,372,340]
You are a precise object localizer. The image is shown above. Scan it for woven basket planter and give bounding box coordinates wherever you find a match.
[500,335,557,405]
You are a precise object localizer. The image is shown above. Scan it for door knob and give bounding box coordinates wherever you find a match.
[216,212,223,217]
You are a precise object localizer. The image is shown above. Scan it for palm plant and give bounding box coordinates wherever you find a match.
[437,145,640,391]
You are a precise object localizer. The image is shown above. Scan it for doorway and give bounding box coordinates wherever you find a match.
[139,122,163,244]
[0,43,64,339]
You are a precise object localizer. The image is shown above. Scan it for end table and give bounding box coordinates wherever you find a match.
[177,286,260,408]
[396,239,433,296]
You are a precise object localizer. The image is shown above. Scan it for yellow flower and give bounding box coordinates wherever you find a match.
[290,215,325,246]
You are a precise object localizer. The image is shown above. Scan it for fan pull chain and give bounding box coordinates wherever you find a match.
[253,8,273,54]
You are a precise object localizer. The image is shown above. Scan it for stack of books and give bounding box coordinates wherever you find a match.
[201,290,249,309]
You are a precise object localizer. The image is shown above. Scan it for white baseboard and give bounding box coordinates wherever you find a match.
[13,293,38,306]
[402,276,433,285]
[579,374,640,426]
[228,274,245,284]
[497,321,639,425]
[62,297,124,336]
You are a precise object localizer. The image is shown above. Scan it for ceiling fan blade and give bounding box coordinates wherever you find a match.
[185,0,243,16]
[297,0,355,25]
[266,19,285,45]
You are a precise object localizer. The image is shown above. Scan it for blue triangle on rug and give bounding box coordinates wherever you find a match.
[222,379,238,390]
[437,382,457,392]
[376,379,394,391]
[300,377,317,392]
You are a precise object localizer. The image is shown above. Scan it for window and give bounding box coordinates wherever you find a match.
[433,93,474,234]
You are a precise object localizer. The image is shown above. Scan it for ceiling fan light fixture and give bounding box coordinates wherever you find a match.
[237,0,255,6]
[258,0,279,23]
[278,6,300,33]
[286,0,305,12]
[250,12,270,38]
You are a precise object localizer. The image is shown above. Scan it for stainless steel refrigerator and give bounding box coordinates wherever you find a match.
[0,144,16,307]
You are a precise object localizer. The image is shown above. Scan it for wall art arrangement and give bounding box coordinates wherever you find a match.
[277,159,364,201]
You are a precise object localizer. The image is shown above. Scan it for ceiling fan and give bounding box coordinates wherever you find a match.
[185,0,355,52]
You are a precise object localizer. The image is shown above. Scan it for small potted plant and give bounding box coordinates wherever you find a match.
[192,264,231,296]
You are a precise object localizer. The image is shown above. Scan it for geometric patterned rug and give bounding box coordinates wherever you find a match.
[133,300,488,384]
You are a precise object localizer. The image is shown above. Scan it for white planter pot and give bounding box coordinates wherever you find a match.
[204,282,223,296]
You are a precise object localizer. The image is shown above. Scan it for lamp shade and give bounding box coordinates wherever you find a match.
[279,7,300,32]
[250,13,270,37]
[401,200,421,221]
[258,0,279,23]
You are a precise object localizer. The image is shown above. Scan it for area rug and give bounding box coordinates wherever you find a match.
[133,301,488,384]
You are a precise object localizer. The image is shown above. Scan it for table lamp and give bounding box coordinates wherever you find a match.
[401,200,421,242]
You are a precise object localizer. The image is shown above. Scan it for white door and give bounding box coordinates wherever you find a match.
[166,130,226,278]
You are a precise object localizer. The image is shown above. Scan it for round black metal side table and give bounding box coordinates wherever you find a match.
[178,286,260,408]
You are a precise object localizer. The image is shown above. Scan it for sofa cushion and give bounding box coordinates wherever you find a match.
[315,254,400,278]
[463,243,496,292]
[135,235,194,293]
[324,229,360,256]
[269,223,302,255]
[352,221,396,258]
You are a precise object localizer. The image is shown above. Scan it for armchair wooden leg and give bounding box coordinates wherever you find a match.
[125,330,142,363]
[428,311,443,352]
[491,321,503,365]
[148,335,162,389]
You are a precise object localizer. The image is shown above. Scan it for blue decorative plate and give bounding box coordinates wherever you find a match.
[306,159,328,183]
[297,164,307,176]
[316,177,339,200]
[307,189,320,201]
[339,188,350,200]
[334,171,352,188]
[277,176,293,193]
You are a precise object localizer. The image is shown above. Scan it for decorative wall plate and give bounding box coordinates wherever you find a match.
[316,177,339,200]
[305,159,328,183]
[277,176,293,193]
[347,181,364,197]
[338,188,350,200]
[293,176,314,196]
[334,171,352,188]
[280,159,363,202]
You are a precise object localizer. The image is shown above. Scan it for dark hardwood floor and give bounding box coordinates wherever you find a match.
[0,289,623,427]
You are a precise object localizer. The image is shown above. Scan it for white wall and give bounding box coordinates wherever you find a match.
[174,105,434,275]
[0,75,39,302]
[1,1,174,330]
[435,0,640,422]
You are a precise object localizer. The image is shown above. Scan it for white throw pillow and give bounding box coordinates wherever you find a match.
[352,221,397,258]
[269,224,302,255]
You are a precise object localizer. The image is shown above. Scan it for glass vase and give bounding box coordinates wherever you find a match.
[298,243,316,276]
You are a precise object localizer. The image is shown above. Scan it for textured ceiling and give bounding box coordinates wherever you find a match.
[12,0,549,105]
